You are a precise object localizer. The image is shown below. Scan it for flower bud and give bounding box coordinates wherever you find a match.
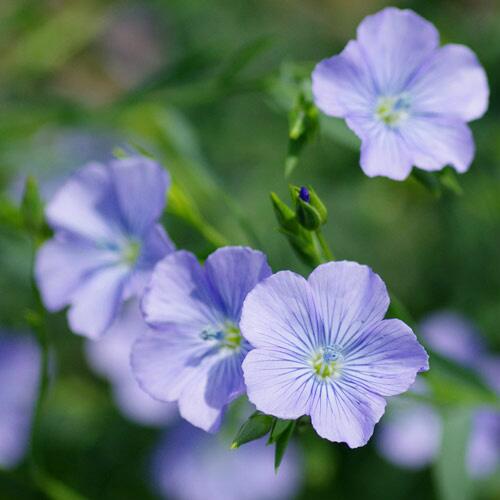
[290,185,327,231]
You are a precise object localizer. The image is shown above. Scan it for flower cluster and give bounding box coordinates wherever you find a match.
[21,7,494,493]
[34,155,428,448]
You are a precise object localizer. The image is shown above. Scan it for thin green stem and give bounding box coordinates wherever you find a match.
[314,228,334,263]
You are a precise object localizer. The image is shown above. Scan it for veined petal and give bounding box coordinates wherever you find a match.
[410,44,489,122]
[35,237,119,311]
[356,7,439,93]
[109,157,170,237]
[402,115,474,173]
[142,251,222,330]
[240,271,320,354]
[243,349,314,419]
[308,261,390,347]
[178,352,245,433]
[309,381,387,448]
[131,329,209,403]
[342,319,429,397]
[355,121,413,180]
[67,264,129,339]
[312,40,376,118]
[205,246,271,321]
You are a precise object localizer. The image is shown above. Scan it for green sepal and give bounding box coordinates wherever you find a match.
[270,192,300,233]
[274,420,296,472]
[231,411,274,449]
[267,418,294,444]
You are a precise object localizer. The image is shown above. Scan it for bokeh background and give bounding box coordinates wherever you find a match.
[0,0,499,499]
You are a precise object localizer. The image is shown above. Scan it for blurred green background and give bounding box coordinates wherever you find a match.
[0,0,499,499]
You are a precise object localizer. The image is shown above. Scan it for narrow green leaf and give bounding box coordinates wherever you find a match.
[434,407,474,500]
[274,420,296,471]
[231,412,274,449]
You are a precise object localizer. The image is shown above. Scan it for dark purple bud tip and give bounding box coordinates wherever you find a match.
[299,186,310,203]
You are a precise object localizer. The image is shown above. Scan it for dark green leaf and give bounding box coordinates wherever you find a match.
[231,412,274,449]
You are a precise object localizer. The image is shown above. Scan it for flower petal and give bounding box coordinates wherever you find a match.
[131,328,208,403]
[348,117,413,180]
[205,247,272,321]
[243,349,313,419]
[356,7,439,93]
[240,270,320,354]
[342,319,429,397]
[410,44,489,122]
[109,157,170,237]
[35,237,119,311]
[309,380,387,448]
[123,225,175,300]
[178,352,245,432]
[308,261,390,347]
[142,250,221,330]
[312,40,375,118]
[67,264,129,339]
[402,115,474,173]
[46,162,121,242]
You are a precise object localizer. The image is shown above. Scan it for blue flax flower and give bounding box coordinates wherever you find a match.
[131,247,271,432]
[35,157,174,339]
[312,7,489,180]
[241,261,429,448]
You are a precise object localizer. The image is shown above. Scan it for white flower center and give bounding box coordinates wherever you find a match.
[310,345,344,380]
[375,93,411,127]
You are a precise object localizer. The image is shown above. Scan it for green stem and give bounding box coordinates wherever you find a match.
[314,228,334,263]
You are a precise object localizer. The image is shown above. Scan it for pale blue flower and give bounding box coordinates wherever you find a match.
[312,7,489,180]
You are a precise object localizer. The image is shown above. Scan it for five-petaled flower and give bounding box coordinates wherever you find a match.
[312,7,489,180]
[131,246,271,432]
[241,260,429,448]
[35,157,174,339]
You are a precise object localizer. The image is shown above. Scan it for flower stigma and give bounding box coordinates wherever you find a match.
[122,240,141,266]
[375,93,411,127]
[311,345,344,380]
[200,322,242,350]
